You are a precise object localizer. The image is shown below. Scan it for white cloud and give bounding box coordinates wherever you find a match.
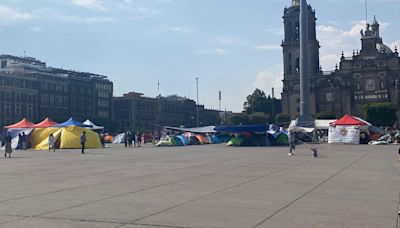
[215,48,227,55]
[216,37,233,45]
[389,40,400,51]
[255,44,281,51]
[253,70,283,98]
[71,0,107,11]
[0,4,32,25]
[317,19,392,71]
[59,15,113,24]
[30,26,43,33]
[197,48,228,55]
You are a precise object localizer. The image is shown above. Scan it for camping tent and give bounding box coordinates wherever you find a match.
[32,118,58,128]
[31,126,101,150]
[55,118,91,128]
[112,133,125,144]
[83,119,104,130]
[328,114,367,144]
[4,118,35,129]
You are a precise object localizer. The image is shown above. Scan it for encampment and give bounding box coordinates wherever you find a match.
[328,114,367,144]
[31,126,101,150]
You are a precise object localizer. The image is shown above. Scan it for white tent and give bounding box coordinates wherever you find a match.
[112,133,125,144]
[83,119,104,130]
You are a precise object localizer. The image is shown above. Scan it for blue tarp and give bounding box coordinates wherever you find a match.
[55,118,91,128]
[214,124,269,133]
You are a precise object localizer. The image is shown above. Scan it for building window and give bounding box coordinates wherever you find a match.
[365,79,375,91]
[1,60,6,68]
[326,92,333,102]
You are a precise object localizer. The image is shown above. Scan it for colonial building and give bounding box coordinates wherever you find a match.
[113,92,221,132]
[281,1,400,119]
[0,55,113,128]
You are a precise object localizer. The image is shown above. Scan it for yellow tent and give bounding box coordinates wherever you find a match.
[31,126,101,150]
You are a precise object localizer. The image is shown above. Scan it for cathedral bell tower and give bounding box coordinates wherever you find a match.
[281,0,320,118]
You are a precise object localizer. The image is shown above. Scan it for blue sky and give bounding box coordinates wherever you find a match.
[1,0,399,112]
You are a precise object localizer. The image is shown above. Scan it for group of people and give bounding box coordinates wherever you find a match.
[124,131,142,148]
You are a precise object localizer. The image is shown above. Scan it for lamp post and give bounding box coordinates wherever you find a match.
[196,77,199,127]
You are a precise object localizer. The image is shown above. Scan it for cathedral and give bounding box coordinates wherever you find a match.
[281,0,400,119]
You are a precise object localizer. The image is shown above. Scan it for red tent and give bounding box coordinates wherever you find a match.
[32,118,59,128]
[331,114,368,126]
[4,118,35,129]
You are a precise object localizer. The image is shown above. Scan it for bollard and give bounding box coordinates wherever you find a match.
[312,147,318,158]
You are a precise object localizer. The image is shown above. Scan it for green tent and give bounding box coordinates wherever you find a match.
[227,136,245,146]
[275,134,289,145]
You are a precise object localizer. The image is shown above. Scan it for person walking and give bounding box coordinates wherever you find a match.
[21,132,27,150]
[288,131,296,156]
[48,133,56,152]
[4,133,12,158]
[135,132,139,148]
[80,131,86,154]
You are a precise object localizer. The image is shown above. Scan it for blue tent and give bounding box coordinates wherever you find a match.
[176,135,189,145]
[215,124,269,133]
[55,118,92,128]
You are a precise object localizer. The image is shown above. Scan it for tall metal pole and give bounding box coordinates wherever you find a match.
[298,0,313,126]
[196,77,199,127]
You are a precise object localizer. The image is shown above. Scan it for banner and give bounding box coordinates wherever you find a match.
[328,125,360,144]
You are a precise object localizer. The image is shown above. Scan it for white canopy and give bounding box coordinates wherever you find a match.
[83,119,104,130]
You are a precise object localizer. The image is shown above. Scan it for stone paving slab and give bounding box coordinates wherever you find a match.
[0,144,398,228]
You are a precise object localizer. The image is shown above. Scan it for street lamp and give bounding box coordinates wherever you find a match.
[196,77,199,127]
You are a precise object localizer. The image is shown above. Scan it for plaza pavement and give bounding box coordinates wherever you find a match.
[0,143,398,228]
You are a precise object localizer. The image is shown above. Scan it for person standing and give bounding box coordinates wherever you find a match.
[80,131,86,154]
[48,133,55,152]
[288,131,296,156]
[16,133,22,150]
[4,133,12,158]
[21,132,27,150]
[127,131,133,148]
[124,131,128,148]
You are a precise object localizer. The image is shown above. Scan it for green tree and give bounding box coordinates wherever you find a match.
[226,113,249,125]
[248,112,268,124]
[364,102,397,127]
[275,113,291,126]
[243,89,282,119]
[244,89,268,114]
[315,111,337,119]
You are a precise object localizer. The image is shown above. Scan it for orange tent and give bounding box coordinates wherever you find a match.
[32,118,59,128]
[195,134,209,144]
[4,118,35,129]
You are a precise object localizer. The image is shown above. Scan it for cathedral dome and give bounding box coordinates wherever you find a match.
[376,42,393,54]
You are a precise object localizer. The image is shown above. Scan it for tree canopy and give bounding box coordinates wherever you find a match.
[364,102,397,127]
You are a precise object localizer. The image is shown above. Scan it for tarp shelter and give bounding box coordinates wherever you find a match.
[331,114,368,126]
[164,126,216,133]
[1,128,33,149]
[32,118,59,128]
[328,114,367,144]
[112,133,125,144]
[215,124,269,133]
[4,118,35,129]
[55,118,91,128]
[31,126,101,150]
[83,119,104,130]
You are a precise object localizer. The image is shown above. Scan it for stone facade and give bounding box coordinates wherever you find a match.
[281,2,400,119]
[0,55,113,127]
[113,92,221,132]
